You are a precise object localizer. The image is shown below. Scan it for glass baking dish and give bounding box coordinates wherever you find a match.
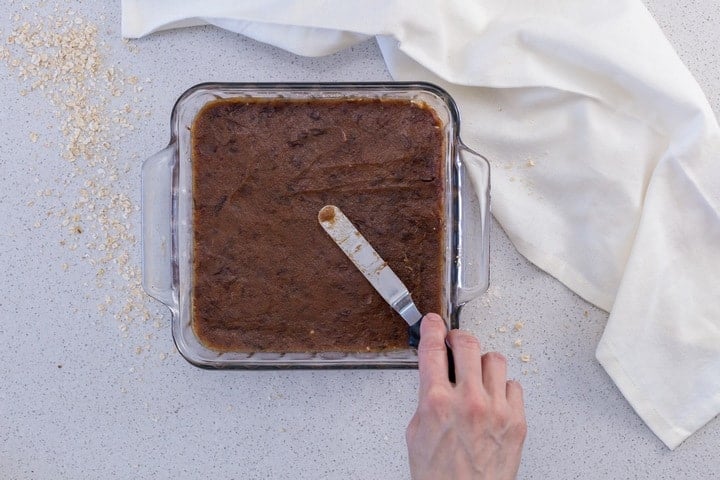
[142,82,490,369]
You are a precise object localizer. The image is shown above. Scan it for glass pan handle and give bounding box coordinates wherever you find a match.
[456,142,491,305]
[141,143,178,310]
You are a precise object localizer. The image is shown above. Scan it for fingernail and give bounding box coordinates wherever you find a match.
[423,312,443,324]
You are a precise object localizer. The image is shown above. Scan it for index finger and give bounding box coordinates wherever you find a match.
[417,313,450,392]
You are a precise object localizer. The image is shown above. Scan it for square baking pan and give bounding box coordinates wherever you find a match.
[142,82,490,369]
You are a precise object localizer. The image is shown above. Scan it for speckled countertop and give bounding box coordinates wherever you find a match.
[1,1,718,479]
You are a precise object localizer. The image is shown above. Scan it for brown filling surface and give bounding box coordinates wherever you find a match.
[191,97,445,352]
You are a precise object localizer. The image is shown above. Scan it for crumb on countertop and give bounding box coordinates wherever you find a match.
[2,5,161,354]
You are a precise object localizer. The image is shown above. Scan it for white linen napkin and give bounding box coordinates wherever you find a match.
[122,0,720,449]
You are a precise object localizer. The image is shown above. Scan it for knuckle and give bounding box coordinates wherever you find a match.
[449,330,480,350]
[489,405,512,429]
[420,387,452,417]
[509,416,528,441]
[461,393,489,420]
[418,337,446,353]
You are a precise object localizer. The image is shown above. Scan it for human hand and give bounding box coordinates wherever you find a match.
[406,313,527,480]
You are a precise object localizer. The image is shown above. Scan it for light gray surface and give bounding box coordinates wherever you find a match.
[0,1,718,479]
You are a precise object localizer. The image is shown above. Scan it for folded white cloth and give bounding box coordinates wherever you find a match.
[122,0,720,449]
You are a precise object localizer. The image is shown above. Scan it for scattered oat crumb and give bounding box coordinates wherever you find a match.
[61,262,69,271]
[520,354,531,362]
[513,321,524,332]
[513,338,523,348]
[526,159,536,167]
[480,284,502,308]
[159,352,167,361]
[2,8,160,353]
[134,346,143,355]
[497,326,508,333]
[583,310,589,318]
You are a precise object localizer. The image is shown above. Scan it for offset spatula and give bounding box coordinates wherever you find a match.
[318,205,455,381]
